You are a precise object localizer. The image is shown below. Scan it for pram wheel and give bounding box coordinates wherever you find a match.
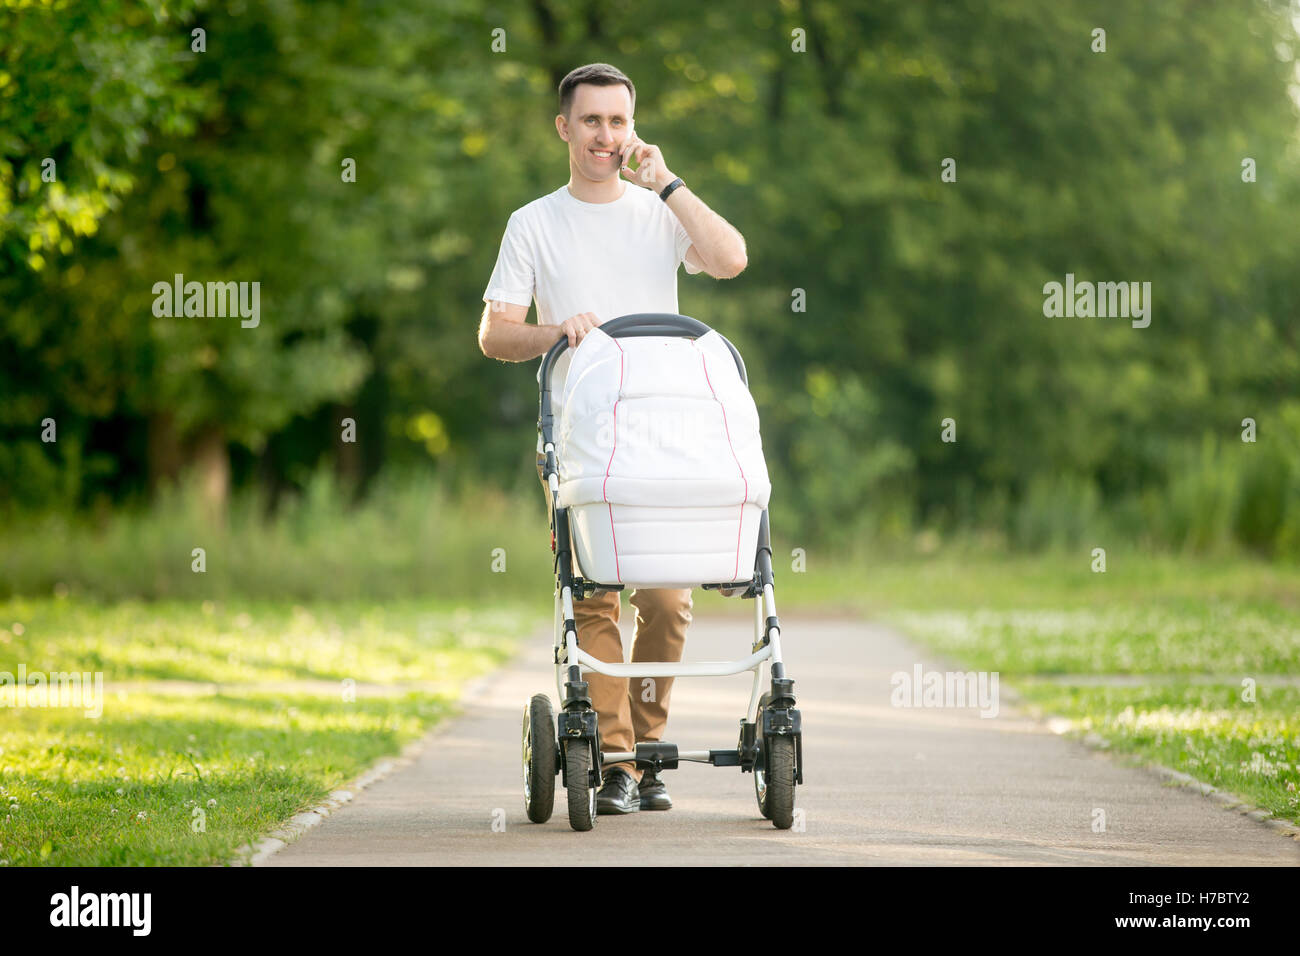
[565,742,597,831]
[522,694,557,823]
[754,693,796,829]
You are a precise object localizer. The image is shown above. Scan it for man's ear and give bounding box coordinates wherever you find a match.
[555,114,569,142]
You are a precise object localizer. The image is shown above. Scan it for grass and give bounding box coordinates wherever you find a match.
[0,472,553,603]
[783,550,1300,825]
[1013,683,1300,823]
[888,603,1300,674]
[0,597,535,684]
[0,597,543,866]
[770,547,1300,615]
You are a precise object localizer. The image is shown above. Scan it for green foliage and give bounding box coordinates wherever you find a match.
[0,0,208,271]
[3,0,1300,558]
[1141,435,1242,554]
[761,367,915,549]
[0,472,552,602]
[1235,450,1290,551]
[1011,474,1106,552]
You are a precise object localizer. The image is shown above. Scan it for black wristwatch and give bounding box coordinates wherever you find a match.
[659,177,685,202]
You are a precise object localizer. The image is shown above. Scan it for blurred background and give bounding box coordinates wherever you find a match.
[2,0,1299,598]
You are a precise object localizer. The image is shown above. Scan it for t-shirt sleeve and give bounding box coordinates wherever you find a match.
[483,212,536,306]
[672,209,704,275]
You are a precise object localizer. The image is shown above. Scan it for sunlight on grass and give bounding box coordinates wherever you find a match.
[0,598,541,865]
[887,605,1300,674]
[0,598,526,684]
[0,691,450,866]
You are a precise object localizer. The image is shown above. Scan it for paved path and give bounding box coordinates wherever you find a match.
[265,614,1299,866]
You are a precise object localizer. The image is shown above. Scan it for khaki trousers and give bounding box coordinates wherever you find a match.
[537,457,692,782]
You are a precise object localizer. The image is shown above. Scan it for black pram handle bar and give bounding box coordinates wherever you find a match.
[538,313,747,447]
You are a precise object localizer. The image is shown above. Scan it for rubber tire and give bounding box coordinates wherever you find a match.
[758,736,796,830]
[753,692,774,818]
[523,694,556,824]
[565,741,597,831]
[754,692,796,829]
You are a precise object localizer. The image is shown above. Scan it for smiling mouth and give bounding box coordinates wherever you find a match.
[590,148,616,161]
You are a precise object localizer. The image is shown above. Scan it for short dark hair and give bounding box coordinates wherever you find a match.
[558,63,636,119]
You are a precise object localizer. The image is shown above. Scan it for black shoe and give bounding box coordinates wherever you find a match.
[596,768,640,815]
[638,769,673,811]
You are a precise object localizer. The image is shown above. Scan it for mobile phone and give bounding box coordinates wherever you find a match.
[620,119,636,168]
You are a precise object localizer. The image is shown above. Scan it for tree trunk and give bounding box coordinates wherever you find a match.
[797,0,843,117]
[335,403,362,497]
[147,413,183,494]
[188,425,230,523]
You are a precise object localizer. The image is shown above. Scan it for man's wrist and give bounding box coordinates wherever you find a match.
[659,176,685,201]
[655,170,679,193]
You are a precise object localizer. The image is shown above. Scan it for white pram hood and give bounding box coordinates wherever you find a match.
[556,328,771,511]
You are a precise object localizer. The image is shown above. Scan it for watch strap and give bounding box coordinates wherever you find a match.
[659,177,685,202]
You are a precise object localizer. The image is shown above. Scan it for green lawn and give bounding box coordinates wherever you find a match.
[0,598,543,865]
[774,551,1300,825]
[3,548,1297,862]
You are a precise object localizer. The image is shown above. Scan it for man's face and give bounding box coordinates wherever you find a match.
[557,83,634,183]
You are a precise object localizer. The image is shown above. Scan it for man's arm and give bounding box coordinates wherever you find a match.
[616,133,747,279]
[478,301,561,361]
[478,302,606,360]
[666,186,748,280]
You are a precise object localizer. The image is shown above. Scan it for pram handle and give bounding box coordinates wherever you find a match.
[538,313,748,448]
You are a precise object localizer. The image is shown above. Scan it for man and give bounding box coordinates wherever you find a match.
[477,62,747,814]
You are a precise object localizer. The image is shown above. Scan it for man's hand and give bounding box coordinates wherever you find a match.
[558,311,603,349]
[619,131,675,194]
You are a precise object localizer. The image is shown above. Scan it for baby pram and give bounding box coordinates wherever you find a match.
[522,313,803,831]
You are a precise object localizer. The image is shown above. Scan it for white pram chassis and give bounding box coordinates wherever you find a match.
[522,313,803,831]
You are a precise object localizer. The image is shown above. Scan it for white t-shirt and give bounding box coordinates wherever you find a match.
[482,180,702,449]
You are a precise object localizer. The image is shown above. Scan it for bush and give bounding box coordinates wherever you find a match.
[0,470,552,603]
[1010,474,1106,551]
[1141,435,1240,553]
